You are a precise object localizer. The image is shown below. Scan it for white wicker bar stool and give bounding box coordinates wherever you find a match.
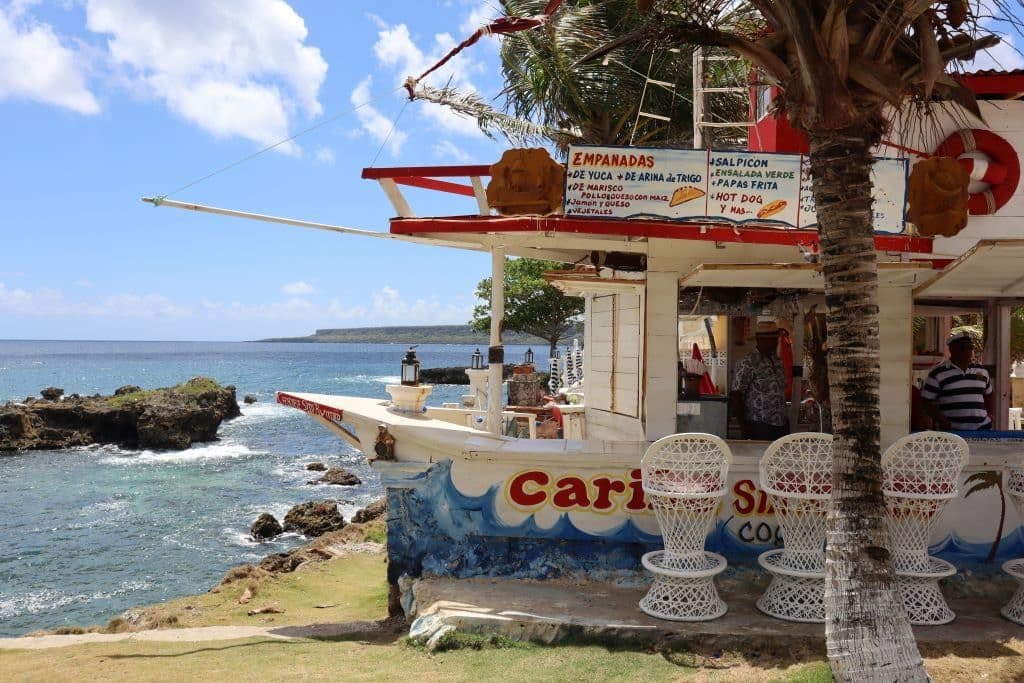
[639,433,732,621]
[882,431,969,625]
[1000,465,1024,625]
[756,433,833,623]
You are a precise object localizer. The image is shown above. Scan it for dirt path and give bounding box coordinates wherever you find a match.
[0,619,388,650]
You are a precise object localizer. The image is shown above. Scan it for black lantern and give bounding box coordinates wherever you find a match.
[471,347,484,370]
[401,346,420,386]
[524,347,535,365]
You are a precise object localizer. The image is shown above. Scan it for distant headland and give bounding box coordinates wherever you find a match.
[257,325,555,345]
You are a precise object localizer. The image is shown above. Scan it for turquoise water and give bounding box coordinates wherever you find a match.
[0,340,546,636]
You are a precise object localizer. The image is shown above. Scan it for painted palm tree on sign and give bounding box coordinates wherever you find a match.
[577,1,1017,680]
[964,470,1007,564]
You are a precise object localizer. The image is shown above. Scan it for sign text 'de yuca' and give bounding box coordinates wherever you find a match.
[563,144,908,233]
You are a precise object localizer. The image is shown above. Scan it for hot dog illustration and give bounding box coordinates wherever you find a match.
[669,185,705,207]
[756,199,787,218]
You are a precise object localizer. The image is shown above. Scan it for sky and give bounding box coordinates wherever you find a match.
[0,0,511,341]
[1,1,1022,341]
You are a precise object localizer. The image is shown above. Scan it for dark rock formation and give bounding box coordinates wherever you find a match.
[114,385,142,396]
[418,366,549,386]
[306,462,327,471]
[0,376,240,451]
[250,513,283,540]
[282,500,346,537]
[259,553,307,573]
[243,395,257,404]
[352,497,386,524]
[418,367,471,385]
[40,387,64,401]
[315,468,361,486]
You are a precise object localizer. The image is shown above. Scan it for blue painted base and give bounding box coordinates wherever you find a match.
[382,459,1024,583]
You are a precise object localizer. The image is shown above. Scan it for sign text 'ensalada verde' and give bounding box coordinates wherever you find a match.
[563,145,908,232]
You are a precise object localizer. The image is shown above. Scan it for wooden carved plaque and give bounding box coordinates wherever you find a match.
[486,148,565,216]
[907,156,969,237]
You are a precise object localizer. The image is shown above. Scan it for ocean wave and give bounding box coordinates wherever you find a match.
[99,442,256,465]
[373,375,400,385]
[236,402,291,422]
[0,580,152,619]
[221,527,303,549]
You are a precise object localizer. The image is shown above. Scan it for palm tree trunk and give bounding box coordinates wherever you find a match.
[810,128,928,681]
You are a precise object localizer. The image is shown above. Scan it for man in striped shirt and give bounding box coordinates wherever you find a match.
[921,331,994,431]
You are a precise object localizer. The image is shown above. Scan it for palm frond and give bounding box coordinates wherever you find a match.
[409,83,572,148]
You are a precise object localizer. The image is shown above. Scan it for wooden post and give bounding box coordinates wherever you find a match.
[487,247,505,434]
[988,301,1012,430]
[788,306,805,431]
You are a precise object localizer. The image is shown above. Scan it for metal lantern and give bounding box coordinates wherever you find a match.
[524,347,535,365]
[471,348,484,370]
[401,346,420,386]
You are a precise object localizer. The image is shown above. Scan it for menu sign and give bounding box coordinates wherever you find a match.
[563,147,709,222]
[564,145,908,233]
[706,151,802,225]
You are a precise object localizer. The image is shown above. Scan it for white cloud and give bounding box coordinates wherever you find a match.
[84,0,327,150]
[433,139,471,162]
[0,6,100,113]
[459,4,498,37]
[282,281,315,295]
[368,18,489,138]
[0,283,191,318]
[314,146,335,165]
[969,34,1024,72]
[0,282,470,326]
[351,76,408,156]
[367,286,472,324]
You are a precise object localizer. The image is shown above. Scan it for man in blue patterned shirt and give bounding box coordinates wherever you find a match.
[921,331,993,431]
[730,320,789,440]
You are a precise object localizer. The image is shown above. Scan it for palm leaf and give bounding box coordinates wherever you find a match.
[964,470,1001,497]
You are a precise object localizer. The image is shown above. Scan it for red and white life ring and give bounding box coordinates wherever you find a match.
[935,128,1020,215]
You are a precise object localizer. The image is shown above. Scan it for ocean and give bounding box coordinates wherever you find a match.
[0,340,548,637]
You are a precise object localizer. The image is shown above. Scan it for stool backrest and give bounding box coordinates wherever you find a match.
[1006,465,1024,517]
[759,432,834,501]
[882,431,969,499]
[641,433,732,498]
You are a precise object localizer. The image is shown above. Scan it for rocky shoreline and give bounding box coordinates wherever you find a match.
[0,377,241,451]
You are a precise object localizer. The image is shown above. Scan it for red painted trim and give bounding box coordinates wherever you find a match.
[394,176,476,197]
[389,215,932,253]
[362,165,491,180]
[957,73,1024,97]
[276,391,344,422]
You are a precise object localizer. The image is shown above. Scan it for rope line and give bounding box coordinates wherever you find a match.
[369,99,410,168]
[157,83,406,201]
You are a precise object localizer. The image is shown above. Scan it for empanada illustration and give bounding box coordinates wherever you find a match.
[757,199,787,218]
[669,185,705,207]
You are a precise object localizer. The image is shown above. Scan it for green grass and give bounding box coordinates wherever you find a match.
[106,377,224,408]
[0,635,837,683]
[111,552,389,632]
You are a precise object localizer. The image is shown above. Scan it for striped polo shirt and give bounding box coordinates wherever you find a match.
[920,360,992,430]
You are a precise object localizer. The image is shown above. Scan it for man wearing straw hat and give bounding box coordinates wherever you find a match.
[730,320,789,440]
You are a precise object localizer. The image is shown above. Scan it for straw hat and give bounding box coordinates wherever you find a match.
[947,330,972,346]
[755,320,780,337]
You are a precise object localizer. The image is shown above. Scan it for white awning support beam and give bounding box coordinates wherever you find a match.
[140,197,483,251]
[487,247,505,435]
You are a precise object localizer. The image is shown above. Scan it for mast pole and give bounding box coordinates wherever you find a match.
[487,247,505,434]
